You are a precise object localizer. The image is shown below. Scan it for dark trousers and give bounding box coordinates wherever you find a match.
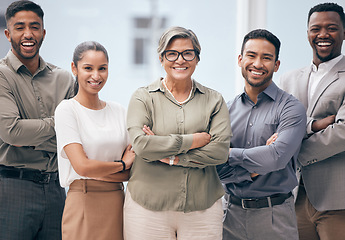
[295,186,345,240]
[0,177,66,240]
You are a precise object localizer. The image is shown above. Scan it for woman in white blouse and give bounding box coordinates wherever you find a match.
[55,41,134,240]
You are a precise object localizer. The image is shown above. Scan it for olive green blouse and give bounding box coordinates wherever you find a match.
[127,78,231,212]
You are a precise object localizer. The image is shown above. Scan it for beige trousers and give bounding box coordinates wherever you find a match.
[62,179,124,240]
[124,190,223,240]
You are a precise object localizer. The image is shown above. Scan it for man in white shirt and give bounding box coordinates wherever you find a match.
[280,3,345,240]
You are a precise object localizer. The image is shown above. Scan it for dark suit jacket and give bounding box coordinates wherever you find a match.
[280,56,345,211]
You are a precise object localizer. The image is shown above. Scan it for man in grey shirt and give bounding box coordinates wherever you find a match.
[0,1,74,239]
[217,29,306,239]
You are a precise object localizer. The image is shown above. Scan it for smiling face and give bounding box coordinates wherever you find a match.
[160,38,197,83]
[238,38,280,92]
[5,10,45,64]
[72,50,108,96]
[308,11,345,66]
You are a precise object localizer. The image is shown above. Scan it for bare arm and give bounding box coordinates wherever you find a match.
[93,170,130,182]
[311,115,335,132]
[63,144,135,178]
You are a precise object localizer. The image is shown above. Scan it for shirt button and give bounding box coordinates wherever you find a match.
[183,170,187,174]
[249,123,253,127]
[180,120,184,123]
[253,106,257,109]
[247,141,251,145]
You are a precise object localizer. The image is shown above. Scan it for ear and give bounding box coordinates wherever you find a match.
[42,29,46,41]
[274,60,280,72]
[237,54,243,67]
[159,55,163,63]
[71,62,77,76]
[4,29,11,43]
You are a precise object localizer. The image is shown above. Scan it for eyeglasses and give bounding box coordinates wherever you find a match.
[163,49,197,62]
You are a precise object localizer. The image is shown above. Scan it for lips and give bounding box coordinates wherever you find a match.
[251,70,264,76]
[316,40,332,47]
[249,68,265,77]
[88,81,102,87]
[173,67,188,70]
[21,41,36,51]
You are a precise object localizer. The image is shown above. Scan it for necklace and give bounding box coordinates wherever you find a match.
[163,78,193,105]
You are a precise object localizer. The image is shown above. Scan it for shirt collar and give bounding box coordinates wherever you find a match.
[311,55,343,73]
[241,81,278,102]
[6,50,49,74]
[148,77,205,94]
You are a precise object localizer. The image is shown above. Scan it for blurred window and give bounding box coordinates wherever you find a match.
[133,17,166,65]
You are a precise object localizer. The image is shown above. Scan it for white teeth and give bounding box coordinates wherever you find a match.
[22,42,34,46]
[252,71,263,75]
[317,42,331,46]
[174,67,187,70]
[89,82,101,86]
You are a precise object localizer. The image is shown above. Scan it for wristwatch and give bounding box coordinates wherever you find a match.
[169,156,175,166]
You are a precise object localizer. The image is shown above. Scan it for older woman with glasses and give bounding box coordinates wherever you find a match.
[125,26,231,240]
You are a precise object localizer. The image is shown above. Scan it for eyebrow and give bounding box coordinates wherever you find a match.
[82,63,108,66]
[13,21,41,26]
[245,51,274,58]
[309,23,340,27]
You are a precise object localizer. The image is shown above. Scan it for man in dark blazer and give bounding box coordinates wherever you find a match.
[280,3,345,240]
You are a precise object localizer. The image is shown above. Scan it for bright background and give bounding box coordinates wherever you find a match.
[1,0,344,106]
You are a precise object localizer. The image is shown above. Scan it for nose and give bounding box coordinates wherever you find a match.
[253,57,263,69]
[318,27,329,38]
[92,71,100,80]
[23,27,34,39]
[175,53,185,63]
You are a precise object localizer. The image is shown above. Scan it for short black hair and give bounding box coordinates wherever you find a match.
[308,2,345,27]
[5,1,44,24]
[241,29,281,61]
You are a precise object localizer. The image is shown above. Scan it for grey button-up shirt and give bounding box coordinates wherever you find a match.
[127,78,231,212]
[217,82,306,198]
[0,51,74,172]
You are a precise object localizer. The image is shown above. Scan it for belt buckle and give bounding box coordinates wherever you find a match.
[241,198,253,209]
[38,173,51,184]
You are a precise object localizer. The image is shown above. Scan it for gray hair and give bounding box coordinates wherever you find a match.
[157,26,201,62]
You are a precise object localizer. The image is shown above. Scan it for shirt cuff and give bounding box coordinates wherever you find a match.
[177,134,193,154]
[229,148,244,166]
[306,118,314,135]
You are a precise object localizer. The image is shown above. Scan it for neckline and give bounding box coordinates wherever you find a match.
[72,98,107,111]
[162,78,193,105]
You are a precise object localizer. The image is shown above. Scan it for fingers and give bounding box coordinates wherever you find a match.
[126,144,132,151]
[143,125,154,135]
[251,173,259,178]
[266,132,278,145]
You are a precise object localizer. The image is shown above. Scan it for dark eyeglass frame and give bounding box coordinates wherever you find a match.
[163,49,197,62]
